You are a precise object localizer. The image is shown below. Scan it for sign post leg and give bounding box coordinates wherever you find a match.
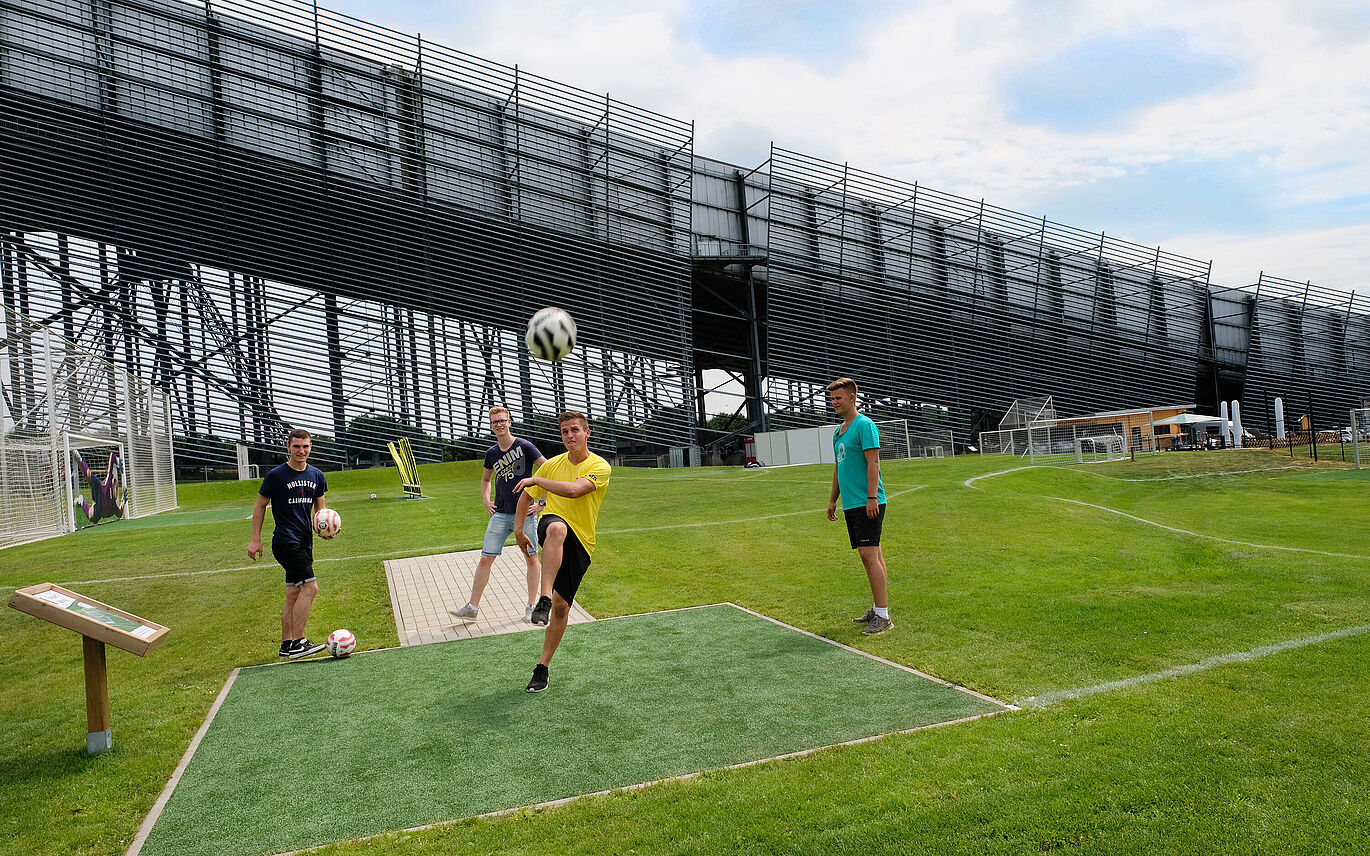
[83,636,112,754]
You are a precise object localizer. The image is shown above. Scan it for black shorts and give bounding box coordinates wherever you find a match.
[538,514,592,605]
[843,504,886,549]
[272,541,316,586]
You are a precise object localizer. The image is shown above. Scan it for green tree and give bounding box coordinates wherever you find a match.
[706,412,748,433]
[344,413,439,464]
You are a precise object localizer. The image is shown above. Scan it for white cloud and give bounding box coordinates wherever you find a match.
[323,0,1370,291]
[1167,222,1370,294]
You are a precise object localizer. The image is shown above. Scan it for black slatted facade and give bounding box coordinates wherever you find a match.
[2,0,1367,468]
[1,0,694,468]
[757,148,1217,439]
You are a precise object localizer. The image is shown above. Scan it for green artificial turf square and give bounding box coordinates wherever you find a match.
[139,604,1004,856]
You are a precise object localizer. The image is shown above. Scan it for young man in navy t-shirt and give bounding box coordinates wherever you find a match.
[451,406,547,624]
[248,428,333,659]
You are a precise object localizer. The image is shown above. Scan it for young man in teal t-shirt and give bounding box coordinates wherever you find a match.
[825,377,892,635]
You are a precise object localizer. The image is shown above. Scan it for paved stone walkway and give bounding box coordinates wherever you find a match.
[385,548,594,646]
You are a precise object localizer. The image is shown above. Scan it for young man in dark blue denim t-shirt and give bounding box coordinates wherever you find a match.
[450,406,547,625]
[248,428,332,659]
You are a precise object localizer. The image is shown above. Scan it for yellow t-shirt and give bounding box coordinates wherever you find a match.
[526,451,611,555]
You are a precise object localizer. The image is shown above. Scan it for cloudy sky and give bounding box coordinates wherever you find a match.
[315,0,1370,294]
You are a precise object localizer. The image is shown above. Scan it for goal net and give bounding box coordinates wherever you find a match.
[1075,433,1126,463]
[70,438,127,527]
[1,306,177,549]
[979,420,1129,465]
[871,419,954,460]
[1352,408,1370,470]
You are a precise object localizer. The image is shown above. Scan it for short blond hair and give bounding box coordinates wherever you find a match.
[488,406,511,421]
[826,378,858,395]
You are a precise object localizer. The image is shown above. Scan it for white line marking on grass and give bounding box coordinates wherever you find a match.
[964,463,1299,489]
[2,486,929,592]
[0,543,487,592]
[1074,465,1302,482]
[1020,623,1370,709]
[963,467,1370,560]
[1047,496,1370,560]
[126,668,241,856]
[963,465,1046,488]
[722,602,1012,710]
[602,485,926,534]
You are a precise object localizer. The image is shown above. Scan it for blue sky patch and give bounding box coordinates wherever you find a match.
[1028,155,1370,239]
[1003,29,1241,132]
[678,0,900,71]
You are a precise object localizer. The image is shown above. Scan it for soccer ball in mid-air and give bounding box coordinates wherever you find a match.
[313,508,341,539]
[525,307,577,362]
[326,628,356,658]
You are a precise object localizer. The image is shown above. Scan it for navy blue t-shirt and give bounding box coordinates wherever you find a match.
[484,437,543,514]
[259,462,327,546]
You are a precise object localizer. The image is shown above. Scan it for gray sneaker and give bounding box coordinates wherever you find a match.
[861,615,893,635]
[451,603,479,622]
[852,608,877,623]
[524,603,535,623]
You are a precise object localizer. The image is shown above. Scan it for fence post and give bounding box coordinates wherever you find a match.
[1355,409,1363,470]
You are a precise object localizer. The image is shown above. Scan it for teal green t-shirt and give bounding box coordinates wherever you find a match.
[834,414,886,511]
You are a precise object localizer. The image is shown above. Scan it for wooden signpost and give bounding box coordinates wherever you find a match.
[8,582,169,754]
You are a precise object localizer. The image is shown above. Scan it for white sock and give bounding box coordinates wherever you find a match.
[467,603,479,612]
[873,606,889,619]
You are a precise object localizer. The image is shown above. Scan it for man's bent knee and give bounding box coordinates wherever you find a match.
[551,598,571,620]
[545,521,568,541]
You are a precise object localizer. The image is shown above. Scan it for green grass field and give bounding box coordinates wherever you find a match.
[3,450,1369,855]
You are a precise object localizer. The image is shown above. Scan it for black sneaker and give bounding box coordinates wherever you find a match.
[530,595,552,627]
[526,663,549,693]
[278,640,293,658]
[289,637,327,659]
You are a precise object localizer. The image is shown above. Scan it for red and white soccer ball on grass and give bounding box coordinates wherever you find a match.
[326,628,356,658]
[312,508,341,539]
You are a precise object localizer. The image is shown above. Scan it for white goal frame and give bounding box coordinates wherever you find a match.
[1,306,177,549]
[1352,408,1370,470]
[1075,433,1126,463]
[871,419,954,460]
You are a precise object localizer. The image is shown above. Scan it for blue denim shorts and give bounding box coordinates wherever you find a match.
[482,512,539,557]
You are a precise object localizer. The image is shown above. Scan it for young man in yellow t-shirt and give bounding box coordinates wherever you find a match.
[513,410,611,692]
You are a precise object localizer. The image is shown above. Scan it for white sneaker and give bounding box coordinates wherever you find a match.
[524,603,535,623]
[451,603,479,622]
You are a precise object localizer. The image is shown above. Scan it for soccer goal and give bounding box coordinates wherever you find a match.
[1075,433,1126,463]
[1352,408,1370,470]
[872,419,954,460]
[1,306,177,549]
[69,437,127,528]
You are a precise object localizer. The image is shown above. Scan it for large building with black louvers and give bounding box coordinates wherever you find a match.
[2,0,1366,469]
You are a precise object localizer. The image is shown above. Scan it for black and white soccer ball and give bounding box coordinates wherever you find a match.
[525,307,577,362]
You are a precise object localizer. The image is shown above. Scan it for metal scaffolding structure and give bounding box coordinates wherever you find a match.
[1,0,695,467]
[1239,273,1370,434]
[1,0,1367,468]
[759,147,1218,441]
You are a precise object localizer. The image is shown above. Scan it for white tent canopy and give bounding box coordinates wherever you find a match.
[1152,413,1225,426]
